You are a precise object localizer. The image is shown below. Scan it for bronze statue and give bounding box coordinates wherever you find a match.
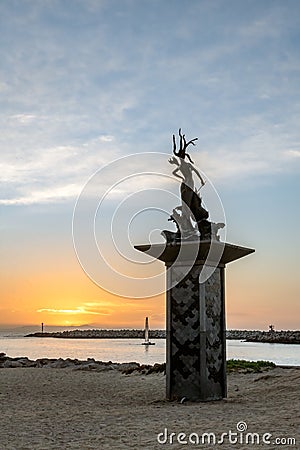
[162,129,224,243]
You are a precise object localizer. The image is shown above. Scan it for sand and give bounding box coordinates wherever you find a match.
[0,367,299,449]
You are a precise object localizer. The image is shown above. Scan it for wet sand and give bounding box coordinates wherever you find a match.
[0,367,299,449]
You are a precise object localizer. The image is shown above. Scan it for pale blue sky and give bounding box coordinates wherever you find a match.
[1,0,300,328]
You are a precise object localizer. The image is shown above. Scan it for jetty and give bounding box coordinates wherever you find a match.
[24,329,300,344]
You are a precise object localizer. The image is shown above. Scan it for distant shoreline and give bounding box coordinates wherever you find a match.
[25,329,300,344]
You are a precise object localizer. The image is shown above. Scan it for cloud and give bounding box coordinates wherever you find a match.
[192,114,300,184]
[98,135,114,142]
[1,0,300,208]
[9,114,37,124]
[0,134,124,205]
[37,304,111,316]
[0,183,81,206]
[1,121,299,206]
[239,18,280,40]
[285,150,300,158]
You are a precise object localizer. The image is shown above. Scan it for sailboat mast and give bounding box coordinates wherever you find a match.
[145,316,149,343]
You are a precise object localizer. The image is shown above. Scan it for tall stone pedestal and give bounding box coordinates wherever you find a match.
[135,240,254,402]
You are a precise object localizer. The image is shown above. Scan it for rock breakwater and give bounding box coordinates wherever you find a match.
[227,330,300,344]
[0,352,165,374]
[25,329,300,344]
[25,329,166,339]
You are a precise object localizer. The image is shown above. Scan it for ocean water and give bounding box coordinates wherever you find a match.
[0,334,299,366]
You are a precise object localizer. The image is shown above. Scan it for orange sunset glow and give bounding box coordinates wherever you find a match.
[1,234,299,331]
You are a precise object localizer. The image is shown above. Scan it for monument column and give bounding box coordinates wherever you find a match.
[135,241,254,401]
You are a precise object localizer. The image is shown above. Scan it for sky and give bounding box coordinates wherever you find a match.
[1,0,300,330]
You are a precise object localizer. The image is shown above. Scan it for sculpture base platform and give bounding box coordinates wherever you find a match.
[135,241,254,402]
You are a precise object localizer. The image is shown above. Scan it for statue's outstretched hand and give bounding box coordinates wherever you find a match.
[168,157,179,166]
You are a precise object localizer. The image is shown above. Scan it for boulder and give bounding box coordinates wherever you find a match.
[49,358,73,369]
[3,360,23,368]
[35,358,56,368]
[79,362,102,370]
[118,362,140,372]
[15,357,34,367]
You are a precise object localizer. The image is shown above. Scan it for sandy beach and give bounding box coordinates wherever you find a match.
[0,366,299,449]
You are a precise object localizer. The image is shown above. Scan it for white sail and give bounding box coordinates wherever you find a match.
[144,317,149,343]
